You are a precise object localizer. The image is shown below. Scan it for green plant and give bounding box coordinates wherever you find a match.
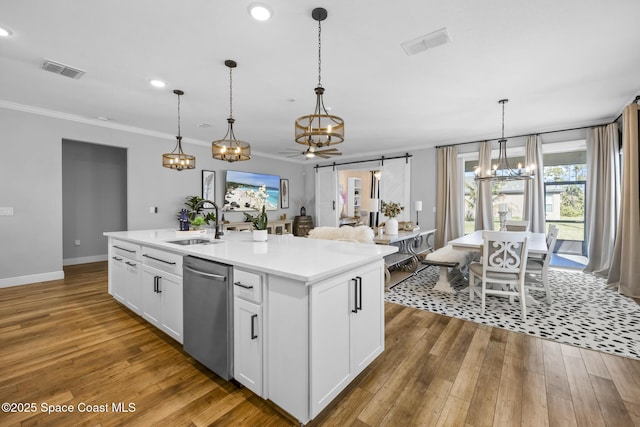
[179,195,216,225]
[244,205,268,230]
[381,200,404,218]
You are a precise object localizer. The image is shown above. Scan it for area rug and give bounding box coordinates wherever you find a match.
[385,266,640,360]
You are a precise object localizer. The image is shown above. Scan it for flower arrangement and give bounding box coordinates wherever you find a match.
[381,200,404,218]
[243,185,269,230]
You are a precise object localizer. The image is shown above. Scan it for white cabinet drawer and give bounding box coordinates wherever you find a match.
[112,240,141,261]
[141,246,183,276]
[233,268,263,303]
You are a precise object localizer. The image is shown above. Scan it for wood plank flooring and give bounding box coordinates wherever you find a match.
[1,262,639,426]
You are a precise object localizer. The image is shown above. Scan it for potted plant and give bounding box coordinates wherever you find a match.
[381,200,404,235]
[243,186,269,241]
[179,196,216,232]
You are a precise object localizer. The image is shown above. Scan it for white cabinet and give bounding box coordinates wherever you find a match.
[347,177,361,217]
[310,263,383,416]
[267,259,385,423]
[233,268,265,397]
[141,246,183,344]
[108,239,142,315]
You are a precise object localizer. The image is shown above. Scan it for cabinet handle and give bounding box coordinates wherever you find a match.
[112,256,123,261]
[251,314,258,339]
[357,276,363,311]
[156,276,162,293]
[143,254,176,265]
[351,278,359,313]
[234,281,254,289]
[332,200,336,210]
[113,245,136,253]
[153,276,158,293]
[125,261,136,267]
[184,266,225,281]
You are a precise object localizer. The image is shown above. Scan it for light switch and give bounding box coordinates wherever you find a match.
[75,240,81,246]
[0,207,14,215]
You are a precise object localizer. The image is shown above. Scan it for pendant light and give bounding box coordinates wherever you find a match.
[212,60,251,162]
[475,99,536,182]
[162,89,196,170]
[294,7,344,148]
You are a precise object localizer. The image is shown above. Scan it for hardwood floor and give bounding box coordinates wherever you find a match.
[1,262,639,426]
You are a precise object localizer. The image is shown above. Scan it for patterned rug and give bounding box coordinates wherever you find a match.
[385,266,640,360]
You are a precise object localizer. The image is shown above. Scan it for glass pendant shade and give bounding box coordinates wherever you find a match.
[163,89,195,171]
[212,60,251,162]
[295,7,344,148]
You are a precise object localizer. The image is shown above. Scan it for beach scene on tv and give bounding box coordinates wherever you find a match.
[224,170,280,212]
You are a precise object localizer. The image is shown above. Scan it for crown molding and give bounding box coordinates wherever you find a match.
[0,99,212,147]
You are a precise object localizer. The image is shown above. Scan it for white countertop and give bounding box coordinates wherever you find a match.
[104,229,398,284]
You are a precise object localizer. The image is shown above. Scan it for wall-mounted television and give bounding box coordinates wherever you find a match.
[223,170,280,212]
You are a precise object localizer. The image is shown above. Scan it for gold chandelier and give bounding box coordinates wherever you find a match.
[212,60,251,162]
[294,7,344,148]
[475,99,536,182]
[162,89,196,170]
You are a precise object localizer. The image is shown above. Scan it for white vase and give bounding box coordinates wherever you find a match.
[385,217,399,235]
[252,229,268,242]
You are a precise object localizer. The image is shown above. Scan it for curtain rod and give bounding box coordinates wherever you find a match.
[314,153,412,171]
[437,95,640,149]
[434,123,607,149]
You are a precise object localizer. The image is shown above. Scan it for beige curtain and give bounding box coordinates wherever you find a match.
[435,146,463,249]
[584,123,620,276]
[474,141,494,230]
[523,135,545,233]
[607,103,640,297]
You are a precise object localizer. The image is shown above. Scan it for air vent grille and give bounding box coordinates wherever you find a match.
[401,28,451,56]
[41,59,85,79]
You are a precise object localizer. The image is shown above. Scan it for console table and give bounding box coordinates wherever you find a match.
[374,228,436,289]
[224,220,293,235]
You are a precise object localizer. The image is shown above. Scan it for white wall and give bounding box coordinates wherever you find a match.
[0,108,304,286]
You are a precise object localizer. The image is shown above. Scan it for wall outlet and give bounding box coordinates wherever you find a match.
[75,240,81,246]
[0,207,14,216]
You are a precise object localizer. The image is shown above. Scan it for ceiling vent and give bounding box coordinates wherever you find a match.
[41,59,85,79]
[401,27,451,56]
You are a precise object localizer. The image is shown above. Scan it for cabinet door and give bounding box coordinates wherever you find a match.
[159,272,183,343]
[124,259,142,315]
[350,264,384,374]
[142,268,163,328]
[234,298,263,396]
[110,256,127,303]
[310,275,351,417]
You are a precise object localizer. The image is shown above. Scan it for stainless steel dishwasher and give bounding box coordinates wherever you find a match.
[183,256,234,380]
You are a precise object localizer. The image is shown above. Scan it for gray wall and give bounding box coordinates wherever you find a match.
[0,108,305,286]
[62,139,127,265]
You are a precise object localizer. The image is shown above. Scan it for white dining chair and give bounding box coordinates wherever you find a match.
[469,231,530,319]
[525,224,559,304]
[504,220,530,231]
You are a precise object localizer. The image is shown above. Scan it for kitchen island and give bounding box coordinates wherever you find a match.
[104,229,397,424]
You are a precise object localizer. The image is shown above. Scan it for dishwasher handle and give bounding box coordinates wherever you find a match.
[184,265,226,281]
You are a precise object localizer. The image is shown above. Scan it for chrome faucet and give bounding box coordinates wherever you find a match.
[194,199,223,239]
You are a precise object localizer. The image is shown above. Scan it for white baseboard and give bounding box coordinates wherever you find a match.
[0,271,65,289]
[63,254,108,266]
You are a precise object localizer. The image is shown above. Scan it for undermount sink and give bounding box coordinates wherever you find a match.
[166,238,223,246]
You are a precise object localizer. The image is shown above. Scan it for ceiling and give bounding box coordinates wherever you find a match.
[2,0,639,162]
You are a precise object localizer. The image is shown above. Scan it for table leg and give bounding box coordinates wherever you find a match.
[433,266,456,294]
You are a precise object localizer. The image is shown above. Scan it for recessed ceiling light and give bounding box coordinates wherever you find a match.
[197,122,212,128]
[248,3,272,21]
[149,79,166,88]
[0,26,11,37]
[96,116,110,121]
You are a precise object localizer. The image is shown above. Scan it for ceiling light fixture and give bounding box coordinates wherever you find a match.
[249,3,272,21]
[475,99,535,182]
[0,26,12,37]
[212,60,251,162]
[162,89,196,171]
[294,7,344,149]
[150,79,166,88]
